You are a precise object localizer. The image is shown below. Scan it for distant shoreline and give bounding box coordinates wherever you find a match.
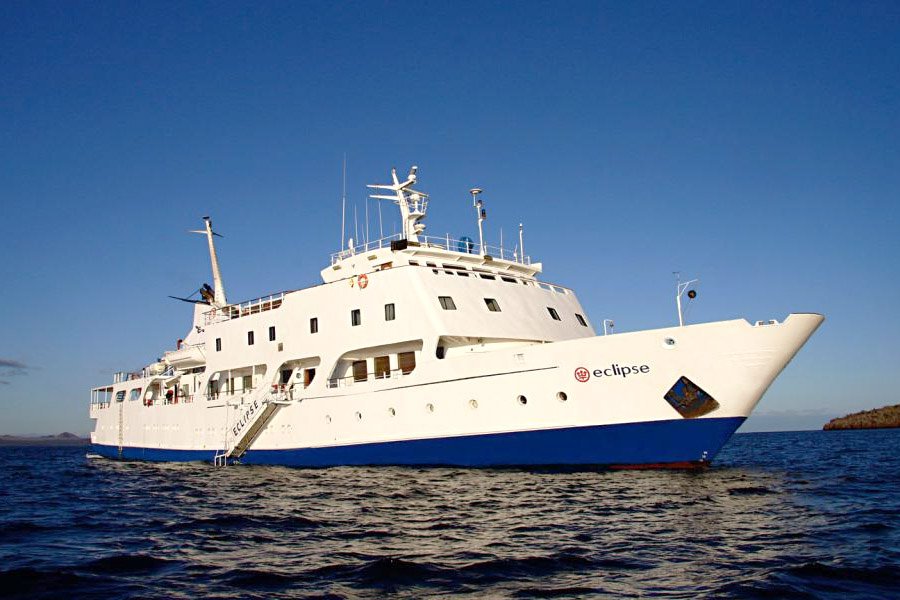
[0,434,90,447]
[823,404,900,431]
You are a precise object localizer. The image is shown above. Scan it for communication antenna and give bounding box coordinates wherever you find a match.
[470,188,486,256]
[518,223,525,264]
[341,154,347,250]
[190,217,227,307]
[674,272,699,327]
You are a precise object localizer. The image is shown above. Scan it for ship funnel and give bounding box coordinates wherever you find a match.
[191,217,228,307]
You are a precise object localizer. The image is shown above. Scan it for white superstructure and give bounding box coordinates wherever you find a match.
[89,166,823,468]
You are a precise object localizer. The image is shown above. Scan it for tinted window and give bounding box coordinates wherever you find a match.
[247,331,254,345]
[310,317,318,334]
[385,303,395,321]
[269,326,276,341]
[351,309,361,326]
[547,307,561,321]
[484,298,501,312]
[575,313,588,327]
[439,296,456,310]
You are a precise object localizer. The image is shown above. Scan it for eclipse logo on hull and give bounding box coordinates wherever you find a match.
[574,364,651,382]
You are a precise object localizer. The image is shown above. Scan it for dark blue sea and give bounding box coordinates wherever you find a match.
[1,430,898,599]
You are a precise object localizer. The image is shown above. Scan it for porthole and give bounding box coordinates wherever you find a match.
[469,399,478,409]
[557,391,568,402]
[517,395,527,405]
[325,415,332,424]
[388,407,396,417]
[426,403,435,413]
[355,411,362,421]
[663,337,676,348]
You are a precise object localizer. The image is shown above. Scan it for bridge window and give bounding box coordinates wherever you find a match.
[129,388,142,401]
[484,298,501,312]
[351,309,362,326]
[576,313,588,327]
[438,296,457,310]
[385,303,395,321]
[352,360,367,382]
[247,331,255,345]
[310,317,318,334]
[215,338,222,351]
[269,326,276,341]
[547,307,561,321]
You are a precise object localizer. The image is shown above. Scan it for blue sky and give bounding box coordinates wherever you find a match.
[1,1,898,434]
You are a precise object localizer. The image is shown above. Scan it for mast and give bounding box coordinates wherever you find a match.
[367,165,428,242]
[191,217,227,307]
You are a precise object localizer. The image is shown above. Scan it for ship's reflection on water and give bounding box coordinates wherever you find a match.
[2,431,898,599]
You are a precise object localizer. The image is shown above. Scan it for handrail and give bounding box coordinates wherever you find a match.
[330,233,532,266]
[326,367,411,388]
[203,292,285,324]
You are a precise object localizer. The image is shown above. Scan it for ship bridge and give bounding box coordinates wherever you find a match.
[322,166,541,283]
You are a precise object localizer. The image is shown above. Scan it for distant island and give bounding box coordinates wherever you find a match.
[0,433,90,447]
[823,404,900,430]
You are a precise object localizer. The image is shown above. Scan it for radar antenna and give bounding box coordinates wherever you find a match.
[367,165,429,242]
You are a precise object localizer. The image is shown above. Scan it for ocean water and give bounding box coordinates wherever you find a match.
[0,430,898,599]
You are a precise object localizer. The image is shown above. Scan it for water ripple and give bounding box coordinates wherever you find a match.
[0,430,898,598]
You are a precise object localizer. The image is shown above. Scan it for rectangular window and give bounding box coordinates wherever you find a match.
[303,368,316,388]
[129,388,142,402]
[215,338,222,352]
[247,331,255,345]
[352,360,368,382]
[375,355,391,379]
[398,351,416,374]
[575,313,588,327]
[409,260,419,266]
[385,303,396,321]
[310,317,318,334]
[547,307,561,321]
[501,276,517,283]
[438,296,457,310]
[351,309,362,326]
[484,298,501,312]
[479,274,496,280]
[269,326,276,341]
[242,375,252,391]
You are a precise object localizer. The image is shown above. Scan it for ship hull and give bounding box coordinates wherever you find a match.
[91,415,744,468]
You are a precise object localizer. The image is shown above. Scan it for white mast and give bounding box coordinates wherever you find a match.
[191,217,227,307]
[470,188,485,256]
[518,223,525,263]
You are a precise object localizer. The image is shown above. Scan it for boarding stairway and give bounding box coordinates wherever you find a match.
[214,385,292,467]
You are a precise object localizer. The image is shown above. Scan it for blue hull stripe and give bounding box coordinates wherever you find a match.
[91,417,745,467]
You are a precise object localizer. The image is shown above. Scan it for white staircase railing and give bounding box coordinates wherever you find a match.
[214,385,292,467]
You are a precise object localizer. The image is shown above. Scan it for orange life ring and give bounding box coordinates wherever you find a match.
[358,274,369,289]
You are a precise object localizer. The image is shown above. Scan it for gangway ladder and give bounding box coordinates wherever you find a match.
[214,387,292,467]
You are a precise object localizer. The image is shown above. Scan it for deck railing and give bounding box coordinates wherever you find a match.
[330,233,531,266]
[326,367,412,388]
[204,292,285,325]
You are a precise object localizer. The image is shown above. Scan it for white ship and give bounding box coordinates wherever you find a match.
[89,166,823,468]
